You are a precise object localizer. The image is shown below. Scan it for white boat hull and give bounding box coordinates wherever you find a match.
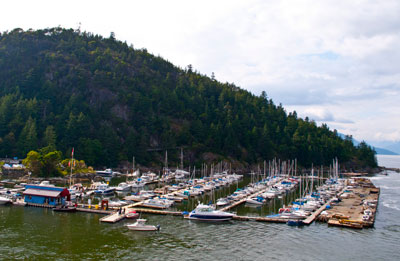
[127,225,159,231]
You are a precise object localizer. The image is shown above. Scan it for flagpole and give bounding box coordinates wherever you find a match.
[70,147,74,188]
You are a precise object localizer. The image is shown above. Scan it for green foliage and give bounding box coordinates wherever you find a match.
[60,158,93,176]
[23,147,63,177]
[0,28,377,169]
[22,150,44,176]
[23,146,92,177]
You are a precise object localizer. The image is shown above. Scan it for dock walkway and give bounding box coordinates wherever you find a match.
[100,212,126,223]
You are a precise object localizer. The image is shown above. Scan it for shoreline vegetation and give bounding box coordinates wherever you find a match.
[0,28,377,177]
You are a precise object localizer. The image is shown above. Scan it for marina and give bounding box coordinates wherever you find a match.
[0,161,381,228]
[0,155,398,260]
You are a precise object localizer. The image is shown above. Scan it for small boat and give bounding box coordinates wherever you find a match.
[141,197,174,209]
[287,219,304,226]
[216,197,230,207]
[108,200,128,208]
[246,196,265,205]
[126,210,140,219]
[115,182,132,192]
[188,203,235,221]
[94,183,115,196]
[53,206,77,212]
[0,196,12,205]
[126,219,160,231]
[96,168,114,177]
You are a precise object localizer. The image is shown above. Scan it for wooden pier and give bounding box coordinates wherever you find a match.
[233,215,288,223]
[76,208,112,215]
[132,208,183,216]
[100,212,126,223]
[302,201,332,225]
[25,203,54,208]
[317,178,379,229]
[220,198,247,212]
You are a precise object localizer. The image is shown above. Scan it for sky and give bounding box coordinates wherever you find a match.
[1,0,399,148]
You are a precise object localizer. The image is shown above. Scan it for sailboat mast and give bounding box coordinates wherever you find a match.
[180,148,183,170]
[133,156,135,172]
[69,147,74,188]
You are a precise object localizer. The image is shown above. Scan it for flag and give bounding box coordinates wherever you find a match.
[71,147,74,158]
[68,161,71,167]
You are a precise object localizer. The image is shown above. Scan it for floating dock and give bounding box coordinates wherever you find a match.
[317,178,379,229]
[76,208,112,215]
[303,201,333,225]
[100,212,126,223]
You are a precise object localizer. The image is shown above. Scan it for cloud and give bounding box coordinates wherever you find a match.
[0,0,399,142]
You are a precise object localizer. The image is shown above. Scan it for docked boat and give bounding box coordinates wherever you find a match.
[53,206,77,212]
[108,199,128,207]
[216,197,230,207]
[246,195,266,205]
[141,197,174,209]
[287,219,304,226]
[115,182,132,192]
[125,210,140,219]
[96,168,114,177]
[0,196,12,205]
[93,183,115,196]
[188,203,235,221]
[128,180,145,189]
[126,219,160,231]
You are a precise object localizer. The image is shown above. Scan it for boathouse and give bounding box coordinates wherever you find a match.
[23,185,70,207]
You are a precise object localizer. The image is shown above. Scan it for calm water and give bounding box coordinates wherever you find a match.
[377,154,400,169]
[1,158,400,260]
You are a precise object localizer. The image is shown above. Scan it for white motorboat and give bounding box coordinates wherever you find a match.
[128,181,145,189]
[126,219,160,231]
[93,183,115,195]
[0,196,12,205]
[216,197,230,207]
[141,197,174,209]
[246,197,265,205]
[96,168,114,177]
[108,200,128,207]
[39,181,55,187]
[188,203,235,221]
[115,182,132,192]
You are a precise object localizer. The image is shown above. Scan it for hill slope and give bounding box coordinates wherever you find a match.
[0,28,377,168]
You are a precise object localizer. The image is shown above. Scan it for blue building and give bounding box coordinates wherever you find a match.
[23,185,70,207]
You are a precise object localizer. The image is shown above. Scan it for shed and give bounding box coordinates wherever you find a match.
[23,185,70,207]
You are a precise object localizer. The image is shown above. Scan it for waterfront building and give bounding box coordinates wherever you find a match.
[23,185,71,207]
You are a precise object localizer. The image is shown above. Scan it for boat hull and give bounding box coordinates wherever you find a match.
[188,214,234,221]
[0,197,12,205]
[53,207,77,212]
[127,226,159,231]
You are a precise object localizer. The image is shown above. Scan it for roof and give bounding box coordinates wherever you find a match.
[24,188,62,198]
[25,185,65,191]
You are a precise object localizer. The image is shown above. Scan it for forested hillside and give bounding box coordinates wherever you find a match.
[0,28,377,168]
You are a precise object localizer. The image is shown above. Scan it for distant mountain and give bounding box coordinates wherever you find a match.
[377,141,400,155]
[0,28,377,169]
[337,133,398,155]
[374,147,398,155]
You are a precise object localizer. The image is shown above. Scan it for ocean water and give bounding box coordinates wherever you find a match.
[377,154,400,169]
